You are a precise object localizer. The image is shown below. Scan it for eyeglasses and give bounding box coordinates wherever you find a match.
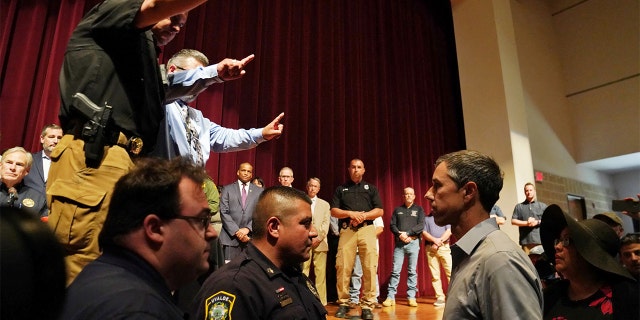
[170,215,211,230]
[554,237,571,247]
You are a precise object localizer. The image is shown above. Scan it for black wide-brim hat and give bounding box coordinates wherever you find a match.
[540,204,634,281]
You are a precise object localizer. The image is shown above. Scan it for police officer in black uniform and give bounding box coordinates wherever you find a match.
[192,186,327,319]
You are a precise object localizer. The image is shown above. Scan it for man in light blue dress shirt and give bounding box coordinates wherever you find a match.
[153,49,284,164]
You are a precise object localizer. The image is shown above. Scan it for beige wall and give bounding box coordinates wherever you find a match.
[451,0,639,241]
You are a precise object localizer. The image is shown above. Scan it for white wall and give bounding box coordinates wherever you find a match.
[451,0,639,239]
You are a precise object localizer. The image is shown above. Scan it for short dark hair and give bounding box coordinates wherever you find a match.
[40,124,62,137]
[252,186,311,239]
[621,232,640,246]
[99,157,206,248]
[435,150,503,212]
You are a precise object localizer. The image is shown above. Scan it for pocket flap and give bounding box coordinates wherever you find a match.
[48,179,106,207]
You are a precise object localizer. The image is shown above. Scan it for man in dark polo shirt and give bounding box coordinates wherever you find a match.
[331,158,383,319]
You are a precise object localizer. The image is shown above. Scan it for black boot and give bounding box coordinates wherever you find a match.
[335,304,350,318]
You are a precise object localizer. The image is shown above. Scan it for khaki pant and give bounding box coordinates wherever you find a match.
[47,134,133,285]
[426,243,452,300]
[302,248,328,305]
[336,224,378,309]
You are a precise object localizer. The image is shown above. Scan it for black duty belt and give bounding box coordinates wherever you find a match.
[67,118,143,156]
[339,218,373,231]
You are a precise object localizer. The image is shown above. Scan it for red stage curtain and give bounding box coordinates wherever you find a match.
[0,0,465,299]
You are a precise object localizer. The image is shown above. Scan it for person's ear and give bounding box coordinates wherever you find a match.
[167,64,177,74]
[462,182,478,199]
[143,214,164,243]
[266,217,281,238]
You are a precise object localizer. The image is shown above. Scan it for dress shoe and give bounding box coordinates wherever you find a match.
[335,305,350,318]
[361,308,374,320]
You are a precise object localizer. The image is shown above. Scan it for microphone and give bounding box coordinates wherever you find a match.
[7,187,17,206]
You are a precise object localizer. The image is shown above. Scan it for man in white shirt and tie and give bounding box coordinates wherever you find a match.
[24,124,63,197]
[219,163,263,263]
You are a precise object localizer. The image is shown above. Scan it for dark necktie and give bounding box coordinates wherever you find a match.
[242,184,247,208]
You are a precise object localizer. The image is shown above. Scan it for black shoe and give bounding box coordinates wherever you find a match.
[361,308,373,320]
[335,305,350,318]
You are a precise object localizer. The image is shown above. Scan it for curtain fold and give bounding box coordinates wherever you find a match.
[0,0,465,299]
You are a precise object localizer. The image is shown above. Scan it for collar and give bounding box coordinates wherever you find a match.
[1,181,24,192]
[99,246,175,302]
[245,243,286,280]
[454,218,500,257]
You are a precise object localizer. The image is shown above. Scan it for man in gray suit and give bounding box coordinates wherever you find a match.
[24,124,63,196]
[220,162,262,263]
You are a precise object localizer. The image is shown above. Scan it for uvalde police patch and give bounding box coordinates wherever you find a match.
[205,291,235,320]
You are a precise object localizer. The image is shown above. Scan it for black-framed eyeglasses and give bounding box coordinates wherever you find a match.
[554,238,571,247]
[170,215,211,230]
[174,65,187,71]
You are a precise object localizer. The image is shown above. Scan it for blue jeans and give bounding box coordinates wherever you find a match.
[349,254,380,303]
[386,239,419,299]
[349,255,363,302]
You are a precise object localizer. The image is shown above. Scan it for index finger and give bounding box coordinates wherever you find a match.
[273,112,285,123]
[240,54,256,66]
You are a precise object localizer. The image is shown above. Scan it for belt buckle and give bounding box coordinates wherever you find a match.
[128,136,143,155]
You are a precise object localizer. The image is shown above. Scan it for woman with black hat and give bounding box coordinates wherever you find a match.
[540,204,639,320]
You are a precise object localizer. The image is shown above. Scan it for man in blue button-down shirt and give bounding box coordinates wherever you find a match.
[153,49,284,164]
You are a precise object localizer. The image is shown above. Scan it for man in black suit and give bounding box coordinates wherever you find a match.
[220,162,263,263]
[24,124,63,196]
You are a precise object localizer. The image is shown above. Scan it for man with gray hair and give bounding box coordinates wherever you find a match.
[424,150,542,319]
[278,166,295,187]
[302,177,331,305]
[0,147,47,217]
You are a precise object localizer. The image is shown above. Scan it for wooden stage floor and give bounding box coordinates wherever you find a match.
[324,297,445,320]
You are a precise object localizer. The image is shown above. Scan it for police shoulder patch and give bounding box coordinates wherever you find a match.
[205,291,236,320]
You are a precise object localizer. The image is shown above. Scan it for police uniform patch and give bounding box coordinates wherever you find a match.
[305,278,320,301]
[275,287,293,307]
[22,198,35,208]
[411,210,418,217]
[205,291,236,320]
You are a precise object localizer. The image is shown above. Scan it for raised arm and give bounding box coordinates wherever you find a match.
[135,0,208,29]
